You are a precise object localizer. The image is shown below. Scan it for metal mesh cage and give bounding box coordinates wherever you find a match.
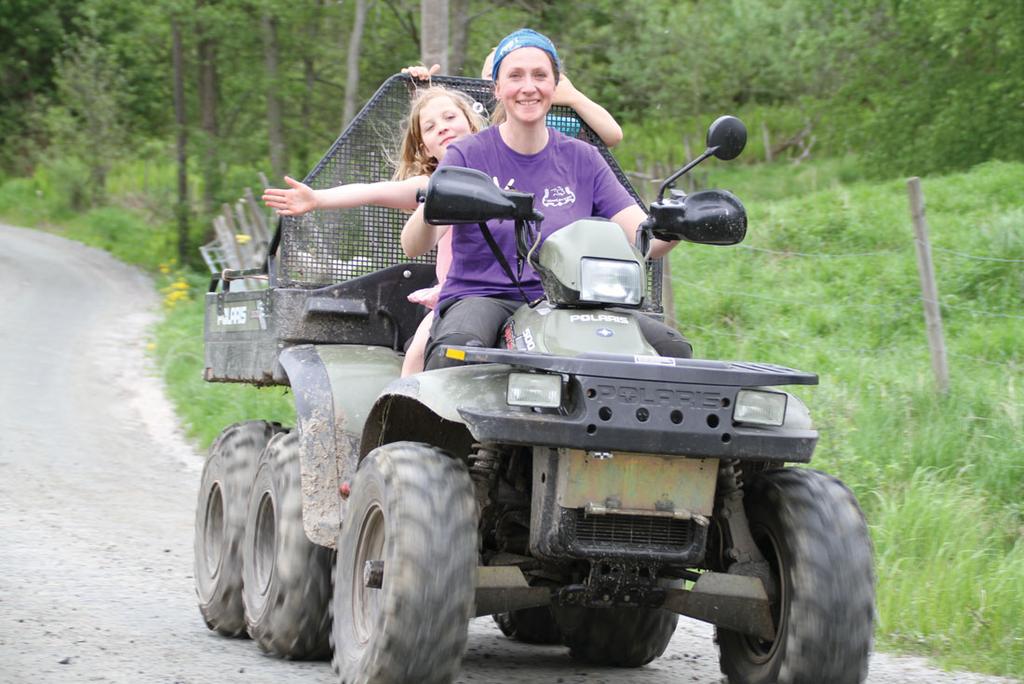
[281,74,662,312]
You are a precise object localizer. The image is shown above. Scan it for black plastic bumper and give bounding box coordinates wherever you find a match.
[451,347,819,462]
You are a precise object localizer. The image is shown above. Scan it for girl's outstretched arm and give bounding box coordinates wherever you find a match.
[262,175,428,216]
[401,204,449,257]
[553,74,623,148]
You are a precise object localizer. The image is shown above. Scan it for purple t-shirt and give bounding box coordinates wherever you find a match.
[435,126,636,306]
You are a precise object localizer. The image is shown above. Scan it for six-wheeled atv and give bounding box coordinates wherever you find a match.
[194,74,874,684]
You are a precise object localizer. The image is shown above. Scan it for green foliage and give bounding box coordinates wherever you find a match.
[871,471,1024,674]
[615,103,855,205]
[0,0,83,173]
[670,160,1023,676]
[0,177,56,226]
[823,0,1024,176]
[61,207,176,271]
[39,18,132,207]
[4,0,1022,243]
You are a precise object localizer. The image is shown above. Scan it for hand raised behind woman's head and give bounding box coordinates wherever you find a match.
[552,72,581,107]
[401,64,441,82]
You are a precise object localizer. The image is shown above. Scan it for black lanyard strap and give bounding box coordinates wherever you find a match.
[477,222,530,303]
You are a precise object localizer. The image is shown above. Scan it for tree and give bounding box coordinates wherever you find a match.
[0,0,83,173]
[171,15,190,264]
[262,10,287,180]
[342,0,371,129]
[47,26,129,205]
[196,0,222,213]
[421,0,449,72]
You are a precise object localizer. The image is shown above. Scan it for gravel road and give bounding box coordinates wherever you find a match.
[0,224,1016,684]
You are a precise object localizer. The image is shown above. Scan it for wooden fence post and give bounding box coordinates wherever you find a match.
[907,177,949,394]
[243,186,271,246]
[762,121,772,163]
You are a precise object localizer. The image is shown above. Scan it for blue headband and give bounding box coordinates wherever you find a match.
[491,29,560,81]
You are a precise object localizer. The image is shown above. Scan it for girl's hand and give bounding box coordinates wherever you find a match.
[262,176,317,216]
[401,64,440,81]
[552,73,581,107]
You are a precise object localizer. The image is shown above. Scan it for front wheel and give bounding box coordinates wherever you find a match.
[242,431,334,659]
[716,468,875,684]
[332,442,477,684]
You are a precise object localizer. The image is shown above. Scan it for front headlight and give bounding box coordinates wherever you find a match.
[579,258,643,306]
[733,389,787,427]
[507,372,562,408]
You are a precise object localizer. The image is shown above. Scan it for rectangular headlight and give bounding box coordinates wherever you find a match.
[507,372,562,408]
[580,258,643,306]
[733,389,787,427]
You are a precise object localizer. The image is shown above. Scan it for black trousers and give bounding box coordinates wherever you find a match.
[424,297,693,371]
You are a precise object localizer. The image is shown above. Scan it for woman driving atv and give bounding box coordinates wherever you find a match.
[400,28,693,370]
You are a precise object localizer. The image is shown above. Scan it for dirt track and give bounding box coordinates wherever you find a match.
[0,224,1016,684]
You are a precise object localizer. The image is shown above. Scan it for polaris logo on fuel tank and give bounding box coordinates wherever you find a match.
[595,384,722,409]
[570,313,629,325]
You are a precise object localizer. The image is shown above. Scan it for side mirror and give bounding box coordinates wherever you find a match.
[657,115,747,201]
[422,167,537,225]
[706,115,747,161]
[649,189,747,246]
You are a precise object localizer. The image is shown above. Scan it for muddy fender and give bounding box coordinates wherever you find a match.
[360,364,515,459]
[277,344,402,547]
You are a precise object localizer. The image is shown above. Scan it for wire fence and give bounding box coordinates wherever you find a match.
[738,243,1024,263]
[681,320,910,358]
[931,246,1024,263]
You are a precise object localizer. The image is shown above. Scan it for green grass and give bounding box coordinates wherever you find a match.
[3,153,1021,678]
[153,272,295,449]
[669,159,1023,675]
[0,160,182,271]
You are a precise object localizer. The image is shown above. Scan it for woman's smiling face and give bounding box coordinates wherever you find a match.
[494,47,555,126]
[418,94,474,161]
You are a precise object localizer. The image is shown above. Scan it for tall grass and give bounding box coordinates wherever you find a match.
[0,150,271,271]
[153,272,295,449]
[0,158,179,270]
[872,470,1024,674]
[672,159,1023,675]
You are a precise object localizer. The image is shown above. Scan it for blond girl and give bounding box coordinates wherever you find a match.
[263,85,486,376]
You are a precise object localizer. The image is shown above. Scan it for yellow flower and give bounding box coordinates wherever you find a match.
[161,279,191,309]
[236,234,252,245]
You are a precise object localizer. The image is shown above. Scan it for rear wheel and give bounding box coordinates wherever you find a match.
[493,577,562,645]
[193,421,281,636]
[242,431,334,659]
[716,468,875,684]
[554,602,678,667]
[332,442,477,684]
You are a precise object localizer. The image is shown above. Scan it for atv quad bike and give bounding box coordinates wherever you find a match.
[194,74,875,684]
